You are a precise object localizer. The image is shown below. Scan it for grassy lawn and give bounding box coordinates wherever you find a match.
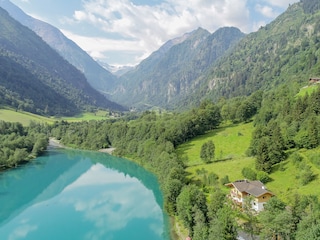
[0,109,55,126]
[187,157,255,183]
[177,121,256,183]
[267,148,320,203]
[296,84,318,97]
[57,110,110,122]
[0,108,111,126]
[177,120,320,202]
[177,122,254,166]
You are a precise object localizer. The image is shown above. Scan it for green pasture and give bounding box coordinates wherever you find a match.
[178,121,320,202]
[177,122,254,166]
[0,108,110,126]
[268,148,320,203]
[177,122,255,182]
[57,110,110,122]
[187,157,255,183]
[296,84,318,97]
[0,109,55,126]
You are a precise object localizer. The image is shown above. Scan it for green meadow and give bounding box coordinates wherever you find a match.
[177,122,255,183]
[177,121,320,202]
[0,108,55,125]
[59,110,111,122]
[268,149,320,202]
[296,84,318,97]
[0,108,110,126]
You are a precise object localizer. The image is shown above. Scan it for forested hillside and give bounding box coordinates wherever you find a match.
[110,0,320,111]
[0,0,117,93]
[0,7,124,116]
[195,0,320,102]
[112,27,244,110]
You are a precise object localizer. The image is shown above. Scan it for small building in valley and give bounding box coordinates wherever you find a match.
[225,180,274,212]
[309,77,320,84]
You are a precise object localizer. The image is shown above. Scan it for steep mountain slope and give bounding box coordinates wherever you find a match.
[112,27,245,109]
[194,0,320,102]
[0,7,124,116]
[0,0,117,93]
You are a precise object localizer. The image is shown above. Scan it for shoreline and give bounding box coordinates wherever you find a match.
[49,138,116,155]
[98,147,116,154]
[48,138,65,148]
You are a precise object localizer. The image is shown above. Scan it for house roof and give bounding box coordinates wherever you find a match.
[226,180,274,197]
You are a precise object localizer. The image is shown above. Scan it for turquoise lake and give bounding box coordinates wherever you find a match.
[0,147,170,240]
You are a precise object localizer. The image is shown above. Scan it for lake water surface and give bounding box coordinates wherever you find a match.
[0,148,170,240]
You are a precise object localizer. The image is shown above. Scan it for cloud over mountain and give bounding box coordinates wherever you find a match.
[11,0,299,65]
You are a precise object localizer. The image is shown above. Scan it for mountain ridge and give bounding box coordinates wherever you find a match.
[0,6,125,116]
[193,0,320,103]
[0,0,117,93]
[111,26,244,109]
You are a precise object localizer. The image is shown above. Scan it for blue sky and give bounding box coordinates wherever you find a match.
[10,0,300,66]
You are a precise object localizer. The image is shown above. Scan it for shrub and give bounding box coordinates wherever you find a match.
[220,175,230,185]
[257,171,271,184]
[291,152,303,166]
[242,167,257,180]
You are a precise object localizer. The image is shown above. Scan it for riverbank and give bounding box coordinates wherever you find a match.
[173,217,189,240]
[49,138,116,154]
[99,147,116,154]
[48,138,65,148]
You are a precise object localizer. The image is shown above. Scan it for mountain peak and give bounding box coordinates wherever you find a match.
[0,0,117,93]
[112,26,244,109]
[0,5,125,114]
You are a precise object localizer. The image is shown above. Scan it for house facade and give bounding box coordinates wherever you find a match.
[309,77,320,84]
[225,180,274,212]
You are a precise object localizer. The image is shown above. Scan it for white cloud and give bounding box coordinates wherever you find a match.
[8,222,38,240]
[252,20,267,31]
[265,0,299,8]
[62,0,255,65]
[61,29,146,63]
[255,4,278,18]
[60,163,164,239]
[11,0,301,66]
[0,162,165,240]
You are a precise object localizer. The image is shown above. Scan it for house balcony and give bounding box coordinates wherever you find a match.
[230,191,243,205]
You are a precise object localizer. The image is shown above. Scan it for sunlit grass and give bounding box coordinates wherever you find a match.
[59,110,110,122]
[187,157,255,182]
[0,108,111,126]
[0,108,55,126]
[177,120,320,202]
[296,84,318,97]
[177,122,255,185]
[177,122,254,166]
[267,148,320,203]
